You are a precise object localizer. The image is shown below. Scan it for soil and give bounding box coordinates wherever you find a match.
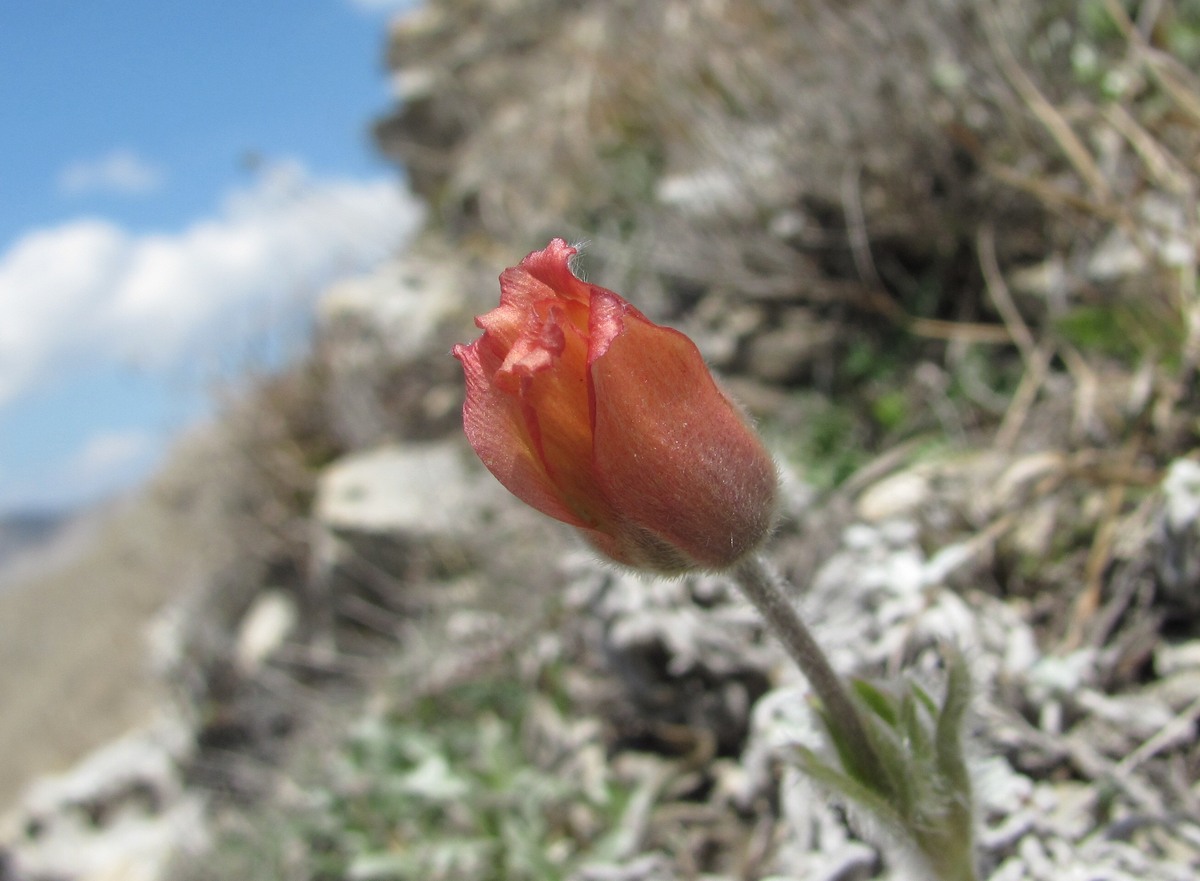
[0,496,186,808]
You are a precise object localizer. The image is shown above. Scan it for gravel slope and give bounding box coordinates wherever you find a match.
[0,497,183,807]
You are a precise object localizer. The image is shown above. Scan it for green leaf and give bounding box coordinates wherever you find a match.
[852,678,900,727]
[811,699,867,783]
[909,680,939,718]
[899,690,933,766]
[857,706,916,816]
[791,746,908,838]
[934,648,974,801]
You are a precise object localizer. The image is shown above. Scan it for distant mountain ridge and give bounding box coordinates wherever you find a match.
[0,510,70,578]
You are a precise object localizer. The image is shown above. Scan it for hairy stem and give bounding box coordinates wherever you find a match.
[732,555,885,784]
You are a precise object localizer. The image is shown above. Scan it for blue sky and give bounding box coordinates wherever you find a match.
[0,0,424,513]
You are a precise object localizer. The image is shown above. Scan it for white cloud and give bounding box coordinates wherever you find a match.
[63,429,157,485]
[57,149,166,197]
[0,160,424,409]
[346,0,421,13]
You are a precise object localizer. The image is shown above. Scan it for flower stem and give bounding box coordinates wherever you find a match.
[732,555,885,784]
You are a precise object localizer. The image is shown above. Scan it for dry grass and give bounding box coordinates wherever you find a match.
[971,0,1200,645]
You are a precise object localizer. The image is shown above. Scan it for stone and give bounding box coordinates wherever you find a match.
[1154,640,1200,676]
[316,252,468,447]
[856,469,932,522]
[315,442,499,542]
[1,717,203,881]
[562,557,778,755]
[316,253,462,365]
[233,590,298,674]
[310,441,508,621]
[1156,459,1200,616]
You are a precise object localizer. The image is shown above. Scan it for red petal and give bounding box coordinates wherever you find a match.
[478,268,553,354]
[516,238,593,306]
[589,293,776,569]
[453,339,586,528]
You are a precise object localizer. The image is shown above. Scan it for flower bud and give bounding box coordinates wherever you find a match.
[453,239,777,573]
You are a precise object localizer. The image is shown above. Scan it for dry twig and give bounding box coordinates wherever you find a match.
[984,1,1112,203]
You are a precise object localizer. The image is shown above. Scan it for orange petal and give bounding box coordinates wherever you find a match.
[515,303,610,528]
[453,338,585,528]
[477,269,554,356]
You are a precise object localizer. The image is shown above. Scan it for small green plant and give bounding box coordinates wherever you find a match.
[734,559,980,881]
[314,676,638,881]
[176,673,642,881]
[870,388,912,434]
[1054,300,1185,369]
[795,651,977,881]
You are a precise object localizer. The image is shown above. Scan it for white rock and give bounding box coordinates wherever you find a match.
[317,253,459,363]
[234,589,298,673]
[10,795,206,881]
[14,717,188,822]
[2,716,203,881]
[1009,254,1071,304]
[856,469,931,522]
[1087,227,1147,280]
[315,442,498,540]
[1154,640,1200,675]
[1163,459,1200,531]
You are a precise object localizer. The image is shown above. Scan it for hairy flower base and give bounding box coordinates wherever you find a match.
[454,239,777,573]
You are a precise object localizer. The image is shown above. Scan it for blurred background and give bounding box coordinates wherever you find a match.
[3,1,1200,879]
[0,0,421,520]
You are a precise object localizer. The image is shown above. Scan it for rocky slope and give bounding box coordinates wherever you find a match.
[5,0,1200,878]
[0,513,66,577]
